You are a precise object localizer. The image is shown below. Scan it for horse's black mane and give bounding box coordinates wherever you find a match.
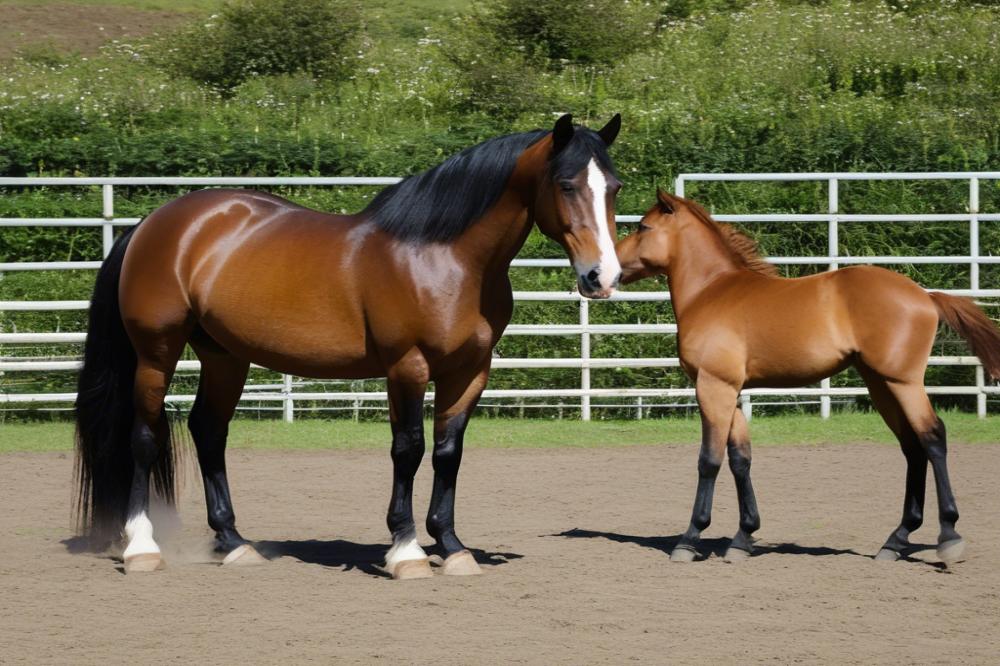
[364,126,616,243]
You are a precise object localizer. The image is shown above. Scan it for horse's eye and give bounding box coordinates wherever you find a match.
[638,223,652,232]
[559,182,575,193]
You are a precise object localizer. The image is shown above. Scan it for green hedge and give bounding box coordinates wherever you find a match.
[1,0,998,420]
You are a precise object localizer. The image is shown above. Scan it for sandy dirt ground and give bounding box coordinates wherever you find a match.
[0,4,189,59]
[2,442,999,664]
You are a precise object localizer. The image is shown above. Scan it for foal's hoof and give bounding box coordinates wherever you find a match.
[441,550,482,576]
[723,547,751,563]
[392,558,434,580]
[937,538,967,564]
[223,544,267,567]
[670,546,698,563]
[874,548,902,562]
[124,552,165,573]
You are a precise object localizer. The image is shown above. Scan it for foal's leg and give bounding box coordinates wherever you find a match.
[887,382,965,564]
[188,341,262,565]
[425,362,490,576]
[857,366,927,562]
[724,407,760,563]
[671,373,739,562]
[384,379,432,580]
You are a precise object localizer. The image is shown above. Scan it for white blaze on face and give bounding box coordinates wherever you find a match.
[586,159,621,291]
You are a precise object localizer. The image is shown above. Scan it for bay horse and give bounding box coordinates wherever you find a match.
[75,113,624,578]
[615,190,1000,565]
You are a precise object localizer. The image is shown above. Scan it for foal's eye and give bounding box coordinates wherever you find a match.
[638,223,652,232]
[559,182,575,193]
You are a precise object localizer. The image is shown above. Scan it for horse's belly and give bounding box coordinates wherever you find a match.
[196,301,380,379]
[744,339,853,388]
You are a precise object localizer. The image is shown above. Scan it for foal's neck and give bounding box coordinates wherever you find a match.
[666,216,746,314]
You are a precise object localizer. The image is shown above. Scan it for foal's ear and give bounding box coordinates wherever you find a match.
[656,189,676,214]
[597,113,621,146]
[552,113,574,154]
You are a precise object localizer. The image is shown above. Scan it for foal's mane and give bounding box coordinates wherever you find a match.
[364,127,616,243]
[682,198,778,277]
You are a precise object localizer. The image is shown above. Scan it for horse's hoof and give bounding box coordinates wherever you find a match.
[392,558,434,580]
[124,552,165,573]
[441,550,482,576]
[937,538,966,564]
[723,547,750,563]
[222,544,267,567]
[874,548,901,562]
[670,546,697,563]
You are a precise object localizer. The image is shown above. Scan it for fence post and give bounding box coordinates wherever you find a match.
[970,177,986,418]
[580,297,591,421]
[101,183,114,258]
[820,178,839,420]
[741,393,752,422]
[282,374,294,423]
[674,176,685,198]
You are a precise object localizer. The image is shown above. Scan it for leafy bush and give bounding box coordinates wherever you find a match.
[484,0,662,67]
[158,0,363,91]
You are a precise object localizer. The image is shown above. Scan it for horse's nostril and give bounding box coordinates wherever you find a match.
[586,269,600,284]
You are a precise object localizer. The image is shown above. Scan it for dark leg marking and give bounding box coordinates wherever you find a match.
[386,392,426,551]
[727,442,760,557]
[426,412,469,556]
[189,401,248,553]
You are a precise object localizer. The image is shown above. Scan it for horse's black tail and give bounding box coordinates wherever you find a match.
[74,223,177,545]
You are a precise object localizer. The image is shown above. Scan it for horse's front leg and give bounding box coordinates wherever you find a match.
[425,362,490,576]
[671,372,739,562]
[384,380,433,580]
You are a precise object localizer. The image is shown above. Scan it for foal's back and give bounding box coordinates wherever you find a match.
[682,265,937,388]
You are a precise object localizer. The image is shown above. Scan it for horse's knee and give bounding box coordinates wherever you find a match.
[391,424,425,469]
[727,445,751,477]
[921,419,948,462]
[698,452,722,478]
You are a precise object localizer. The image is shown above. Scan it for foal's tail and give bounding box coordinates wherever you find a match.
[930,291,1000,382]
[74,223,177,544]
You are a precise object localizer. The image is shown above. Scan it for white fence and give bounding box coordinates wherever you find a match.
[1,173,998,421]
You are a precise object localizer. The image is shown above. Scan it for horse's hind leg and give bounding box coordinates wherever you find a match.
[671,372,739,563]
[723,407,760,563]
[857,364,928,562]
[122,331,188,573]
[884,381,964,564]
[188,337,262,566]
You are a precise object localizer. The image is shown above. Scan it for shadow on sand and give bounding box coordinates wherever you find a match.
[554,528,886,561]
[255,539,524,578]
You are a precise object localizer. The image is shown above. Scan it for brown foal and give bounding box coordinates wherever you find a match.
[616,190,1000,564]
[75,114,624,577]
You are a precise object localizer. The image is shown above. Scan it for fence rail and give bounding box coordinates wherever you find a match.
[2,173,997,420]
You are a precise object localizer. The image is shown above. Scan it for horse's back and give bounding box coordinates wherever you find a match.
[119,188,380,375]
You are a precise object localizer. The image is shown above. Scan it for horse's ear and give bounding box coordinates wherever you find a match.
[597,113,621,146]
[656,189,676,214]
[552,113,574,154]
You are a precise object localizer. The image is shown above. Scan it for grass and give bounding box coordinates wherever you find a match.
[2,412,997,454]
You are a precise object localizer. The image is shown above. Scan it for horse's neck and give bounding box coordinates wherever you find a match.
[666,218,744,315]
[452,190,534,274]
